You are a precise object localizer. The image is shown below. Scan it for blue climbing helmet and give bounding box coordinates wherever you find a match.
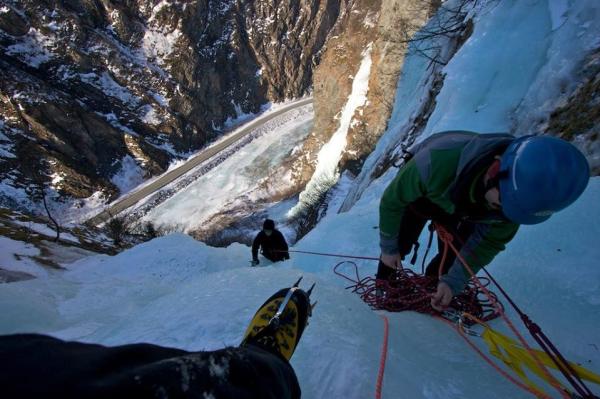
[498,135,590,225]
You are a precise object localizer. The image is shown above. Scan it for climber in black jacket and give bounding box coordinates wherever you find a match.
[251,219,290,266]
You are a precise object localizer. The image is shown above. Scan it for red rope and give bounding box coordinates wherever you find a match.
[333,261,501,323]
[284,249,379,261]
[375,315,390,399]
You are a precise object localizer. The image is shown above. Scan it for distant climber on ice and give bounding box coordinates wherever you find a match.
[376,131,590,311]
[251,218,290,266]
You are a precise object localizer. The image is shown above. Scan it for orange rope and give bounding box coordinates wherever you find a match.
[434,224,570,398]
[436,315,551,398]
[375,315,390,399]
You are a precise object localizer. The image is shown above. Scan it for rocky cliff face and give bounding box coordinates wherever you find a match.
[546,48,600,175]
[0,0,342,210]
[259,0,438,198]
[310,0,439,175]
[185,0,442,244]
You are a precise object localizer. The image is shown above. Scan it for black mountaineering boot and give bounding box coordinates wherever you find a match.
[241,279,313,361]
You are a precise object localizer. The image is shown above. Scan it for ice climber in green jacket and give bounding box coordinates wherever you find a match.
[377,131,590,312]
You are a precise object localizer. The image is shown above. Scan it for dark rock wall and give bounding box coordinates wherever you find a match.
[0,0,341,205]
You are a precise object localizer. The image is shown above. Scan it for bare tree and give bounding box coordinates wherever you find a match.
[26,158,61,242]
[144,222,158,240]
[40,185,61,242]
[107,216,127,247]
[4,92,61,241]
[390,0,484,66]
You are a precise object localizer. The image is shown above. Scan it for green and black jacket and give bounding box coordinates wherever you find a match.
[379,131,520,293]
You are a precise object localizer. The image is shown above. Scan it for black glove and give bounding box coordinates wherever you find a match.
[251,259,259,266]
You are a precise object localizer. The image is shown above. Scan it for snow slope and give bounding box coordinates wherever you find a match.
[1,178,598,398]
[1,1,599,398]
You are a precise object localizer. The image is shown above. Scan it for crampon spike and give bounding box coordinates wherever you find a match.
[293,276,303,287]
[306,282,316,297]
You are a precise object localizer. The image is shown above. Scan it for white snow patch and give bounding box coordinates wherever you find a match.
[61,191,110,224]
[141,27,182,65]
[111,155,145,195]
[50,172,65,187]
[80,72,139,105]
[143,134,185,158]
[0,145,13,159]
[57,65,76,81]
[223,102,255,128]
[150,92,169,107]
[0,125,15,158]
[364,12,378,28]
[150,0,172,21]
[140,105,161,126]
[12,220,79,243]
[6,28,55,68]
[0,236,47,278]
[46,21,60,32]
[166,158,188,172]
[96,112,138,136]
[0,179,32,210]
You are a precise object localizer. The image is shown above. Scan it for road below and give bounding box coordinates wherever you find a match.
[87,98,313,226]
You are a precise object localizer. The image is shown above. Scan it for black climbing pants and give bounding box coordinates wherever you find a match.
[0,333,300,399]
[262,250,288,262]
[376,198,475,281]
